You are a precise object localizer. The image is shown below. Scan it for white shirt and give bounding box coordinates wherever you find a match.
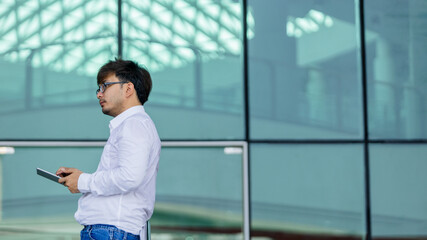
[75,105,161,236]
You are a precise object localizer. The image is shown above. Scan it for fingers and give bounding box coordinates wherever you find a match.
[58,177,66,184]
[57,167,74,174]
[56,167,73,177]
[55,169,82,194]
[56,167,66,175]
[58,176,73,192]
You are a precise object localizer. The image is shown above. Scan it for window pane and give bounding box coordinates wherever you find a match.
[122,0,245,139]
[0,0,117,140]
[0,147,101,238]
[153,147,244,239]
[0,145,244,239]
[370,144,427,238]
[251,144,365,239]
[248,0,362,139]
[365,1,427,139]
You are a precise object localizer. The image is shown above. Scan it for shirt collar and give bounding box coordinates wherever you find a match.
[109,105,145,131]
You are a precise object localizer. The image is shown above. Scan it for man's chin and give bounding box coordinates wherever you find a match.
[101,108,115,117]
[101,107,110,115]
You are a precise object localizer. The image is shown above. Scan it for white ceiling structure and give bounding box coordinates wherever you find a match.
[0,0,254,75]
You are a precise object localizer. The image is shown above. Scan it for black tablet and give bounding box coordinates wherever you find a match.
[36,168,62,184]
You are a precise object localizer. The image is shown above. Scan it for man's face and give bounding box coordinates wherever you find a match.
[96,74,126,117]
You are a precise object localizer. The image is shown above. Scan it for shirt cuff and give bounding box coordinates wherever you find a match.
[78,173,92,193]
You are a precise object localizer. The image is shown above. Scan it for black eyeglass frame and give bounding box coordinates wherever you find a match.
[96,81,128,94]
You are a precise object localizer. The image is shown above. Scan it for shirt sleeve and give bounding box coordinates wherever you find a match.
[78,118,154,196]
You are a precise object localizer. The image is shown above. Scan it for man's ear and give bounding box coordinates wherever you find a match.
[125,82,135,97]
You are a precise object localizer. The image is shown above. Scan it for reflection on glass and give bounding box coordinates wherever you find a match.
[123,0,248,140]
[250,144,365,239]
[370,144,427,239]
[0,147,102,239]
[153,147,243,239]
[0,146,244,239]
[365,1,427,139]
[0,0,247,140]
[248,0,362,140]
[0,0,117,140]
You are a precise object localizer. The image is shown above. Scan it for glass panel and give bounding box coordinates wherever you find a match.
[0,0,117,140]
[370,144,427,238]
[365,1,427,139]
[248,0,362,139]
[122,0,245,140]
[0,147,102,238]
[0,145,244,239]
[153,147,244,239]
[250,144,365,239]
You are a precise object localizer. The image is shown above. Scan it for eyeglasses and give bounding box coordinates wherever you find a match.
[96,81,128,94]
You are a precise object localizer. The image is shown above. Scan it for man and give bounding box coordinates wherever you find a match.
[56,59,161,240]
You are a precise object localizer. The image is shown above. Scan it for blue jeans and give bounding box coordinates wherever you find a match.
[81,224,140,240]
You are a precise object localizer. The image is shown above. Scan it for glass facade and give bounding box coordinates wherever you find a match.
[370,144,427,237]
[154,146,244,238]
[0,146,245,239]
[1,0,427,240]
[365,0,427,139]
[250,144,365,239]
[249,0,363,140]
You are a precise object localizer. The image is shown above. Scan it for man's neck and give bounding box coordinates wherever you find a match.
[113,102,142,117]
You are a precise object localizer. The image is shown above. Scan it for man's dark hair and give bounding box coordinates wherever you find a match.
[97,58,152,105]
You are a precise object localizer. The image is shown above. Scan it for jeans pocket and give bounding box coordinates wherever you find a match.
[89,227,112,240]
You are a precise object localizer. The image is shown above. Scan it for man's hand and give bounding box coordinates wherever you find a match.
[56,167,83,193]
